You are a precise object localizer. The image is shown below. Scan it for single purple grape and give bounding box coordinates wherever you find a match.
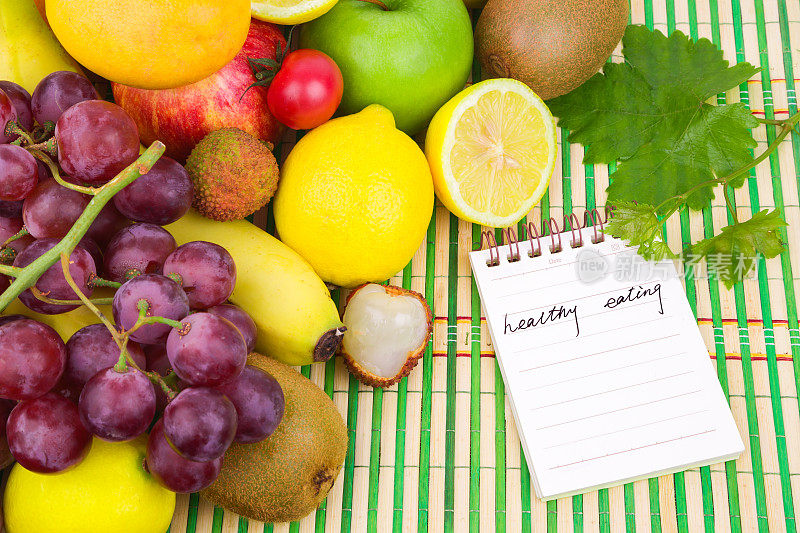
[79,367,156,442]
[7,393,92,473]
[144,343,174,412]
[112,273,189,345]
[78,237,103,271]
[30,71,98,126]
[23,179,90,239]
[104,223,176,283]
[0,199,23,218]
[36,159,50,181]
[146,418,222,493]
[207,303,257,352]
[86,202,128,248]
[145,343,172,375]
[163,241,236,309]
[52,379,83,404]
[55,100,139,185]
[0,81,33,132]
[13,238,95,314]
[216,365,284,443]
[62,323,146,388]
[0,398,13,467]
[0,215,22,243]
[0,397,13,438]
[163,387,237,462]
[0,88,19,144]
[166,312,246,387]
[0,319,66,401]
[114,156,194,225]
[0,145,37,201]
[0,314,25,327]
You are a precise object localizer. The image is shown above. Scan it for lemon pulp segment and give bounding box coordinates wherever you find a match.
[251,0,338,23]
[449,88,553,218]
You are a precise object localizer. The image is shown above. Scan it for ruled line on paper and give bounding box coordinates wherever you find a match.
[489,246,635,282]
[519,334,681,369]
[520,315,671,352]
[542,409,711,449]
[507,279,662,317]
[531,370,694,410]
[548,429,717,470]
[534,389,703,430]
[525,351,686,389]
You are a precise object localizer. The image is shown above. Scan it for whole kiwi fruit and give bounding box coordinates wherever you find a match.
[475,0,629,100]
[201,353,348,523]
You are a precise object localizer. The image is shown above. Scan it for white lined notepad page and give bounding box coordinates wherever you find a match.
[469,227,743,500]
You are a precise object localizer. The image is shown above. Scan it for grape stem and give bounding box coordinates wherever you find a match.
[0,142,166,313]
[141,315,185,330]
[24,136,57,158]
[60,254,178,400]
[0,265,22,277]
[0,248,16,264]
[4,121,34,146]
[59,253,118,340]
[115,306,178,399]
[28,148,101,196]
[88,274,121,289]
[2,227,29,248]
[131,299,185,331]
[113,334,132,373]
[29,286,113,306]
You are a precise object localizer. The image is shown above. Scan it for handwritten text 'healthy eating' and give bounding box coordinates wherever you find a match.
[503,284,663,338]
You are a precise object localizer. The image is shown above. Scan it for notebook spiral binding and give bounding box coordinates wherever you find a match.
[479,207,612,267]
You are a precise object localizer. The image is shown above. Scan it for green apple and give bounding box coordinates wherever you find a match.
[299,0,473,135]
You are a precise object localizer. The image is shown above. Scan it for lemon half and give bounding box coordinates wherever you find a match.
[425,78,557,228]
[251,0,339,24]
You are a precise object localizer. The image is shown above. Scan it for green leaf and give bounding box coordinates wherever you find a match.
[605,201,678,261]
[689,209,787,288]
[548,25,760,209]
[622,25,760,101]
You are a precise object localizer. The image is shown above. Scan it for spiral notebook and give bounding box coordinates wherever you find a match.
[469,211,744,500]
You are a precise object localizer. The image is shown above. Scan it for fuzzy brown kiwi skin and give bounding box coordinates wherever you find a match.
[475,0,629,101]
[201,353,348,523]
[340,284,433,388]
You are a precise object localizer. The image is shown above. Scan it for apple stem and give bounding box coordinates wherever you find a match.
[357,0,390,9]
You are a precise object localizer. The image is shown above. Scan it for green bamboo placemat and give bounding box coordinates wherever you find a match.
[11,0,793,531]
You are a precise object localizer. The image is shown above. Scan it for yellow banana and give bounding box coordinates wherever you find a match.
[0,0,82,93]
[0,212,345,366]
[2,299,108,341]
[166,211,345,366]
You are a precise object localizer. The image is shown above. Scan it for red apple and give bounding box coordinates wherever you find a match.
[111,19,285,163]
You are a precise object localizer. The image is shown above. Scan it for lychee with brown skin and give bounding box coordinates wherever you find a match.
[340,283,432,388]
[185,128,279,221]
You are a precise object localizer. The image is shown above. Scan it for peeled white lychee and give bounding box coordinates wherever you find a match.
[341,283,432,387]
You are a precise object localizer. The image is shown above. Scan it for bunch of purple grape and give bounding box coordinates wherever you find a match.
[0,72,285,494]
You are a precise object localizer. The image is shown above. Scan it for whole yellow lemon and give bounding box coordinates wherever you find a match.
[45,0,250,89]
[4,437,175,533]
[274,105,434,288]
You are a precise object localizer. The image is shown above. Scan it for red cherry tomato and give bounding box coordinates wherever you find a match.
[266,49,344,130]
